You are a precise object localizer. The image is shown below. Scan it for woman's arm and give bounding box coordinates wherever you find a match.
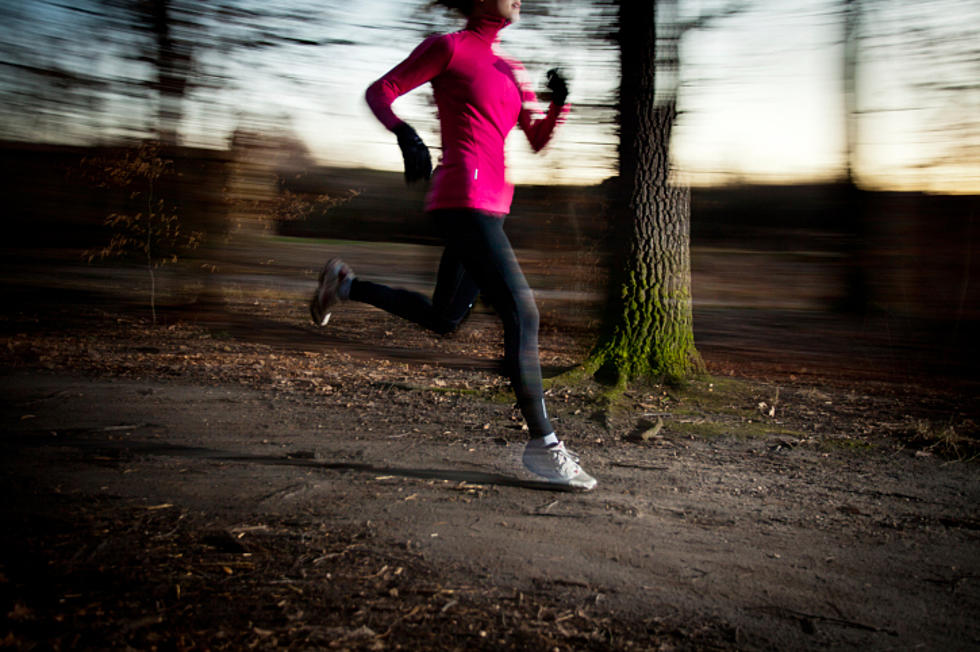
[365,35,453,182]
[519,101,568,152]
[512,62,569,152]
[365,35,454,131]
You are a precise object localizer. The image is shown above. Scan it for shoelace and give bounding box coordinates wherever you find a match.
[550,445,581,474]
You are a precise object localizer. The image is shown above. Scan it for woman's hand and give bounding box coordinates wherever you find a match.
[546,68,569,106]
[393,123,432,184]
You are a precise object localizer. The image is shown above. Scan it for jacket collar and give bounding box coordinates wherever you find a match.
[464,13,510,44]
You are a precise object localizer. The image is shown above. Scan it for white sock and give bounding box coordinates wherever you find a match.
[528,433,559,448]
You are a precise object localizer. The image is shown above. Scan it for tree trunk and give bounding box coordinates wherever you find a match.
[149,0,190,146]
[586,0,702,385]
[839,0,873,313]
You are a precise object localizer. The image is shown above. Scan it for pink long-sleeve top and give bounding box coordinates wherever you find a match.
[365,14,567,215]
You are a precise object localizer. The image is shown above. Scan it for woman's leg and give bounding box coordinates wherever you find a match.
[437,211,554,439]
[325,209,593,488]
[347,233,480,335]
[343,209,553,438]
[430,245,481,333]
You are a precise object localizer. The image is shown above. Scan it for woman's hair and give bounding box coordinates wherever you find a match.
[431,0,476,17]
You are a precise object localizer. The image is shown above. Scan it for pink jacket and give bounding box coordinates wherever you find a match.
[365,15,567,215]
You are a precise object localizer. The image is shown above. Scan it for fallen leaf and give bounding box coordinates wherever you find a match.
[7,603,33,621]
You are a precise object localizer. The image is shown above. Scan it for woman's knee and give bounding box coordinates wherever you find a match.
[432,320,458,336]
[431,313,468,335]
[516,294,539,332]
[431,306,473,335]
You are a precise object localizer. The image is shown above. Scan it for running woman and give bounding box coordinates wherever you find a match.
[310,0,596,490]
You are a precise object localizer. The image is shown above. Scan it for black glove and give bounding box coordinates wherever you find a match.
[546,68,568,106]
[393,122,432,184]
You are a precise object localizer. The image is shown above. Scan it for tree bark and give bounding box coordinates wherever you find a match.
[586,0,702,385]
[839,0,873,313]
[148,0,190,146]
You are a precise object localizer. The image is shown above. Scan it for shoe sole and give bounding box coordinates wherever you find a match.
[548,476,597,492]
[310,259,342,326]
[309,296,331,326]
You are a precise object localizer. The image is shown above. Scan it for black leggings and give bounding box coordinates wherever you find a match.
[348,209,552,438]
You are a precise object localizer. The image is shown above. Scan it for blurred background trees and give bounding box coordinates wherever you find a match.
[0,0,976,335]
[2,0,976,191]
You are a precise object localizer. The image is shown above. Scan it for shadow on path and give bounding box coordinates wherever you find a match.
[5,432,575,493]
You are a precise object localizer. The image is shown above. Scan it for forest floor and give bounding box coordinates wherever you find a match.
[1,238,978,650]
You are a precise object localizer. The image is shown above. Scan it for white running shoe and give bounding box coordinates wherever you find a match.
[522,441,597,491]
[310,258,352,326]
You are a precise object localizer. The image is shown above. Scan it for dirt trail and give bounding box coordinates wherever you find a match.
[1,240,978,649]
[3,359,977,649]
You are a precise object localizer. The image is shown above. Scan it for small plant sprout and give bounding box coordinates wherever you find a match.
[83,142,203,323]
